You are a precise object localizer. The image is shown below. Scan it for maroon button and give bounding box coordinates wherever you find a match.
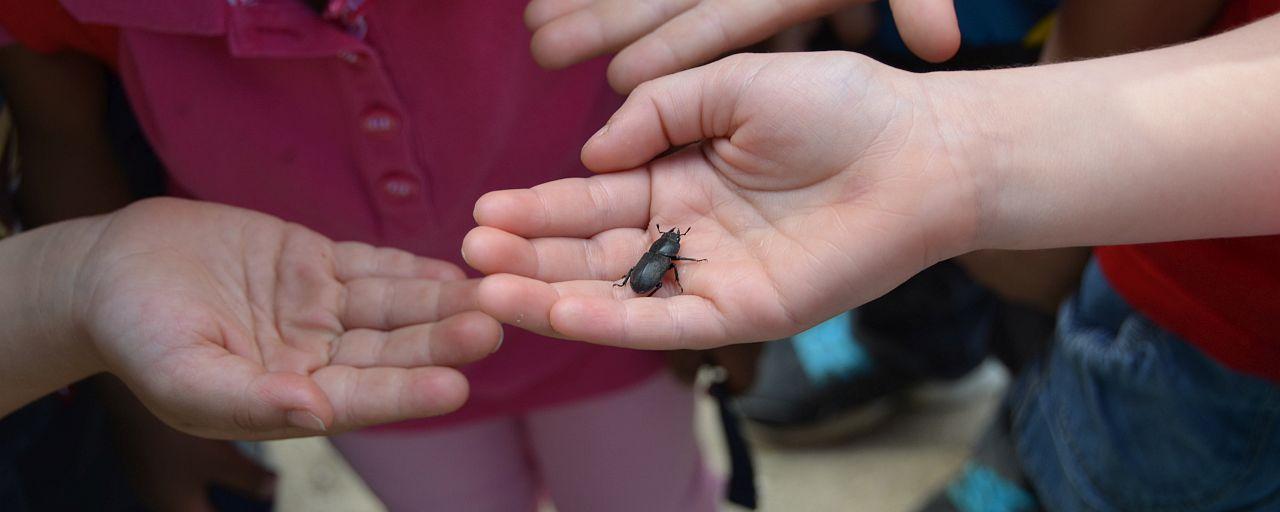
[361,107,399,134]
[379,172,419,200]
[338,51,362,66]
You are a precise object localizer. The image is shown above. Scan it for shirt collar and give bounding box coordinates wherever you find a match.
[60,0,365,58]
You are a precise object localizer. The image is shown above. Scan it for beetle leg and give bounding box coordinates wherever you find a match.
[672,256,706,262]
[672,266,683,293]
[646,282,663,297]
[613,270,632,287]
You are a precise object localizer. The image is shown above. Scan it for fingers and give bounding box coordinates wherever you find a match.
[329,311,502,368]
[472,171,652,237]
[524,0,595,28]
[551,292,729,348]
[148,341,473,439]
[478,273,586,337]
[463,226,650,282]
[477,274,730,349]
[156,351,338,439]
[604,0,845,92]
[333,242,466,282]
[336,276,503,367]
[312,365,471,428]
[887,0,960,63]
[527,0,961,91]
[340,278,482,329]
[581,56,765,172]
[528,0,698,69]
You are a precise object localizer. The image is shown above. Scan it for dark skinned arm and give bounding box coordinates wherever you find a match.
[0,44,131,225]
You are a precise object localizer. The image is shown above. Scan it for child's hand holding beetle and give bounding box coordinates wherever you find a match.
[464,52,977,349]
[467,23,1280,350]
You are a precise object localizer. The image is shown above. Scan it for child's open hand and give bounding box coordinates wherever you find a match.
[525,0,960,92]
[77,199,502,439]
[465,53,978,349]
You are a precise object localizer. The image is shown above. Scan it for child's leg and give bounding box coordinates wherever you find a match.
[525,372,721,512]
[329,417,539,512]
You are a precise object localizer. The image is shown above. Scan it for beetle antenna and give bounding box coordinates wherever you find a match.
[655,223,661,233]
[683,226,692,235]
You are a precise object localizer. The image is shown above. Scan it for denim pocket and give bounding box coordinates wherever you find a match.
[1026,310,1280,511]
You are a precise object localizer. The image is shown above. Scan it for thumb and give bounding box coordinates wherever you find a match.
[581,54,769,173]
[243,370,336,435]
[887,0,961,63]
[151,352,336,439]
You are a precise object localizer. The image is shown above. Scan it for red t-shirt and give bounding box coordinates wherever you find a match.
[1096,1,1280,383]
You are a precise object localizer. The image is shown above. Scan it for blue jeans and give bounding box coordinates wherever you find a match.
[1011,261,1280,511]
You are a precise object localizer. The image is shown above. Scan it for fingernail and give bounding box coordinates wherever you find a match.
[589,121,611,142]
[492,328,504,354]
[259,473,278,500]
[286,410,327,432]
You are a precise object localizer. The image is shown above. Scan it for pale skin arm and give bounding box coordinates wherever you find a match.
[951,13,1280,249]
[466,14,1280,349]
[0,198,501,438]
[0,212,102,416]
[956,0,1228,312]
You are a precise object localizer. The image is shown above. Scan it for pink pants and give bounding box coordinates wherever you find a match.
[330,372,721,511]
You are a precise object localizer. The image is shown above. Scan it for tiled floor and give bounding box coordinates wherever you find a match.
[264,362,1008,512]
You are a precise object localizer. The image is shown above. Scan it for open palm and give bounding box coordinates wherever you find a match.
[465,53,977,349]
[77,199,500,439]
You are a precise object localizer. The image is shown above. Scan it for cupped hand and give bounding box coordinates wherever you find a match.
[464,52,979,350]
[525,0,960,92]
[76,199,501,439]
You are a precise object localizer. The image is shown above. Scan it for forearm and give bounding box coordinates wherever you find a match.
[934,13,1280,250]
[0,216,107,415]
[953,0,1225,310]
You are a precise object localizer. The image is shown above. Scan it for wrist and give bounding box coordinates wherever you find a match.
[61,215,115,377]
[913,68,1007,255]
[917,63,1090,252]
[0,214,111,413]
[23,216,110,375]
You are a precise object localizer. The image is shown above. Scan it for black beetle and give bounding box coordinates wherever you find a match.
[614,224,706,296]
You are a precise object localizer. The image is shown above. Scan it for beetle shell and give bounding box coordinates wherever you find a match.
[617,226,700,295]
[627,253,674,294]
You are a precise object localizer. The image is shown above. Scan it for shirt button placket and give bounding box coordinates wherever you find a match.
[339,51,362,66]
[338,47,431,239]
[378,171,419,202]
[361,107,399,135]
